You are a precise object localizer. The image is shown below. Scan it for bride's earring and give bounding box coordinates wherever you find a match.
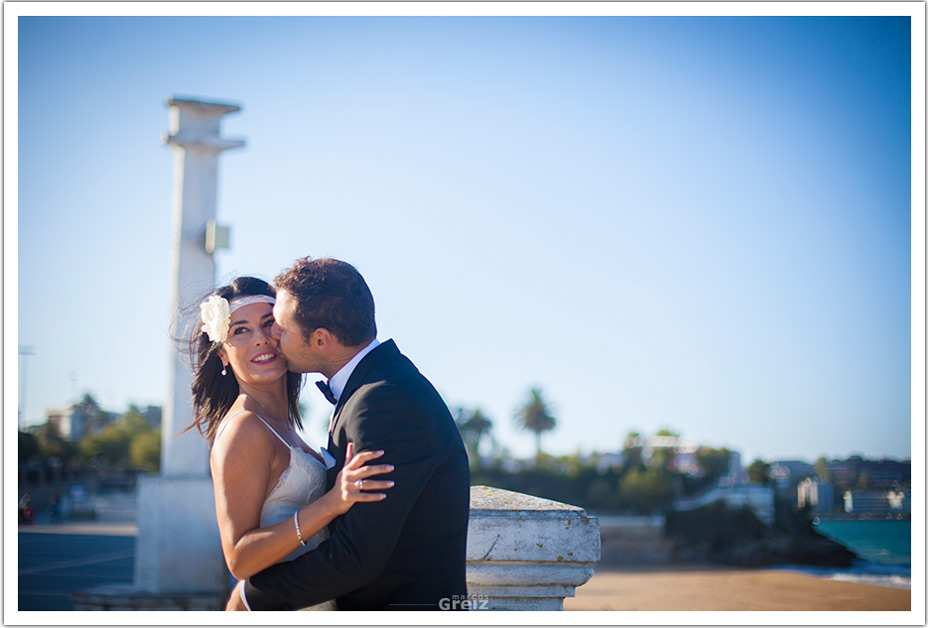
[221,361,228,376]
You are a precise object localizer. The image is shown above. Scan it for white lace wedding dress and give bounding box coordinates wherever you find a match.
[224,413,337,611]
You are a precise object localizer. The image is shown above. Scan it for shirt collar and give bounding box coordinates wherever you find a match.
[328,338,380,402]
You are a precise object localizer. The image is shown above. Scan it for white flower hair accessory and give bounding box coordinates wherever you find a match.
[199,294,276,344]
[200,295,231,344]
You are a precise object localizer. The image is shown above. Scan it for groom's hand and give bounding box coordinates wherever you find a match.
[226,581,248,611]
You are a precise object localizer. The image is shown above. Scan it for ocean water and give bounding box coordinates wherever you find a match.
[813,519,911,565]
[802,519,911,590]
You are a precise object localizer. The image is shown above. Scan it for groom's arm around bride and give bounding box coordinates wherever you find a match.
[241,258,471,611]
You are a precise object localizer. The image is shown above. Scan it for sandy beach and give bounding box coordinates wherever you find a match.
[564,565,910,611]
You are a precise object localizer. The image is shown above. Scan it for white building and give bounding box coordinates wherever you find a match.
[674,484,775,526]
[673,444,700,476]
[844,489,911,515]
[45,403,111,442]
[797,477,835,513]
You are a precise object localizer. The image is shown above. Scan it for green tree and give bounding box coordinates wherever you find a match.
[513,387,557,463]
[19,431,40,461]
[651,428,680,470]
[814,457,831,483]
[76,392,108,435]
[36,421,79,462]
[696,447,732,485]
[80,407,160,470]
[120,408,152,437]
[618,466,676,514]
[586,475,623,511]
[456,407,493,468]
[847,455,864,489]
[79,392,100,407]
[130,431,161,473]
[746,458,771,485]
[81,424,132,467]
[555,450,586,478]
[622,431,644,470]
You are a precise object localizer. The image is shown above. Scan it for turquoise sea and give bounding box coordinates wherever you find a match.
[814,519,911,565]
[797,519,912,590]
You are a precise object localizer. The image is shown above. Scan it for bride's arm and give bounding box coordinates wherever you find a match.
[210,414,393,581]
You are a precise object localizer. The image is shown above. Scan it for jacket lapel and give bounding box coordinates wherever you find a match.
[327,339,400,444]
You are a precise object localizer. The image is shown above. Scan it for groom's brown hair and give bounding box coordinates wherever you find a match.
[274,257,376,347]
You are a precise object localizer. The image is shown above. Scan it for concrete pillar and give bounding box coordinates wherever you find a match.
[466,486,601,611]
[162,96,244,476]
[133,97,244,600]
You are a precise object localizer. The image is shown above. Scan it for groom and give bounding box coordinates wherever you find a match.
[236,257,470,611]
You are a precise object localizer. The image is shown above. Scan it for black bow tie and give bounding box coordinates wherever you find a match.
[316,380,338,405]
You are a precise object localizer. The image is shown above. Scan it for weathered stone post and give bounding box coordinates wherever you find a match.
[465,486,601,610]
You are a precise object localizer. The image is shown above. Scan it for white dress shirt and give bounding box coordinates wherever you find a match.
[328,338,381,403]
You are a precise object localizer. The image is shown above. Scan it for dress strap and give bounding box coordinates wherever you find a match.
[214,410,249,441]
[253,416,292,448]
[215,410,291,448]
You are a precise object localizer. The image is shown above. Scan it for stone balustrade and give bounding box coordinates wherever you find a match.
[465,485,601,610]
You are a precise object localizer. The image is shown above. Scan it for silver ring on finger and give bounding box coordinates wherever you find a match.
[355,479,364,489]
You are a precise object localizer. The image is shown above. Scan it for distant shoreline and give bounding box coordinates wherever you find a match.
[814,513,912,521]
[770,561,911,591]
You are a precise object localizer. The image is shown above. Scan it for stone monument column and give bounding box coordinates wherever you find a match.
[134,97,244,602]
[161,96,244,475]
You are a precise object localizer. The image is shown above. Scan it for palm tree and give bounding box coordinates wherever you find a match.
[513,387,557,462]
[76,392,106,435]
[455,408,493,467]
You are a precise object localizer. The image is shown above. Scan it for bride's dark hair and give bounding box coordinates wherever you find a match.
[185,276,303,441]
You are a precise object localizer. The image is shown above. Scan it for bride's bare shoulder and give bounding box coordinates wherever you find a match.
[210,410,273,463]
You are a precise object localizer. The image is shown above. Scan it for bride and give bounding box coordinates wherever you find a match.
[185,276,394,610]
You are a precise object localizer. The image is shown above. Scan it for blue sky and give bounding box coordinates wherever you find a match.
[11,9,920,463]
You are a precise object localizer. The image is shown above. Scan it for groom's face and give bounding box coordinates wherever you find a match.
[271,289,321,373]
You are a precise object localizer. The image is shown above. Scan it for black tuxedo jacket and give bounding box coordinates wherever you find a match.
[244,340,470,610]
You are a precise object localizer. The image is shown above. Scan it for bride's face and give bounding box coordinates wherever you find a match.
[218,302,289,386]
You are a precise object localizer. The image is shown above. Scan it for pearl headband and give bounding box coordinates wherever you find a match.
[200,294,276,343]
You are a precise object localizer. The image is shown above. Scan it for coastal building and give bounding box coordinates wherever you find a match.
[720,451,747,485]
[44,403,160,443]
[624,435,705,475]
[673,444,700,476]
[620,434,744,481]
[797,477,836,513]
[139,405,162,428]
[826,460,854,485]
[45,403,114,442]
[674,484,775,526]
[769,460,816,486]
[822,457,911,495]
[887,489,910,512]
[843,489,911,515]
[859,459,911,487]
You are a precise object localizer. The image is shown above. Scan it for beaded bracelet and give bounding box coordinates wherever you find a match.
[294,511,306,547]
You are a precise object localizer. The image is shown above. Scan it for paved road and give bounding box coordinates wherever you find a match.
[18,523,137,611]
